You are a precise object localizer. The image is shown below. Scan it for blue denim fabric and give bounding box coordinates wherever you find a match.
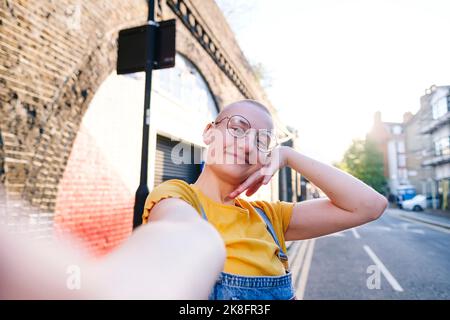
[208,271,296,300]
[198,200,295,300]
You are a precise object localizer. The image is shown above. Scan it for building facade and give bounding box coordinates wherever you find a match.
[0,0,298,255]
[420,85,450,210]
[403,95,436,207]
[367,112,410,200]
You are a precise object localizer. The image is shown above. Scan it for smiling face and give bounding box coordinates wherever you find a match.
[202,100,275,184]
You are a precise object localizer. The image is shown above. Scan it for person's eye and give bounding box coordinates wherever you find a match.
[230,126,246,136]
[257,135,270,148]
[258,141,268,149]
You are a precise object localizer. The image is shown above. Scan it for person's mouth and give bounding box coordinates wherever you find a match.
[225,152,249,165]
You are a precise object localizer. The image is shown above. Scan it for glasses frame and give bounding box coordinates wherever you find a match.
[212,115,278,153]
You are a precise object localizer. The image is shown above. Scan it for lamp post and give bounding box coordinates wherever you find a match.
[133,0,156,229]
[117,1,175,229]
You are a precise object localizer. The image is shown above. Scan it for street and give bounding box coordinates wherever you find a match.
[287,208,450,299]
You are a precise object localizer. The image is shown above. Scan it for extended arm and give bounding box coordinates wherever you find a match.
[0,198,225,299]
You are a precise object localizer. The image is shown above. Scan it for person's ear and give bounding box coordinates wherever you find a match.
[202,123,214,145]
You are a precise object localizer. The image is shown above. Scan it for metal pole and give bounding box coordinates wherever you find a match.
[133,0,156,229]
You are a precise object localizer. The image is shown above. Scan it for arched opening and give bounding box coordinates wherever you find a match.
[54,52,218,255]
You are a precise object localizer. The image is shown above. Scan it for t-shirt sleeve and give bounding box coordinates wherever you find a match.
[141,179,201,224]
[270,200,296,235]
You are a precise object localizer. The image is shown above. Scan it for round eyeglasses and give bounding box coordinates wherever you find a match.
[212,115,278,153]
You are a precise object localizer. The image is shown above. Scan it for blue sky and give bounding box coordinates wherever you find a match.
[215,0,450,164]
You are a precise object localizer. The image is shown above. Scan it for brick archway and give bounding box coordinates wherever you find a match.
[1,0,253,253]
[0,1,148,244]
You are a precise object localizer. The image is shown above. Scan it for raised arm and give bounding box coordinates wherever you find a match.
[283,147,388,240]
[228,146,388,241]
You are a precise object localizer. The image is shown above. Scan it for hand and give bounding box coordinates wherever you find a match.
[228,146,290,199]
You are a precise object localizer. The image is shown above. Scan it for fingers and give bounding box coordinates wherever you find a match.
[262,173,272,185]
[229,168,274,199]
[229,171,261,199]
[245,180,263,197]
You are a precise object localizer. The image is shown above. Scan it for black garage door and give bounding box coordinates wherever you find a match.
[154,135,202,187]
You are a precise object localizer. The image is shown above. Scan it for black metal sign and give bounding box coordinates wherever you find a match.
[117,19,176,74]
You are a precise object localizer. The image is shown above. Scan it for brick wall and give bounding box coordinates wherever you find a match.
[0,0,275,256]
[54,124,134,256]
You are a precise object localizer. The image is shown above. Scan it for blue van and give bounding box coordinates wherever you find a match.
[396,185,417,208]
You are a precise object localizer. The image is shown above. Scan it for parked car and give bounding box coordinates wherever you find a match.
[395,185,416,208]
[401,194,427,211]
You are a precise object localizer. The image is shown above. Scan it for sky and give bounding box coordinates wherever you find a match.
[215,0,450,164]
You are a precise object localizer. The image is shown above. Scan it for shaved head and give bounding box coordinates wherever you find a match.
[216,99,272,121]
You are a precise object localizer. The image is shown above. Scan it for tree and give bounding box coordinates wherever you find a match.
[251,62,272,89]
[336,138,387,195]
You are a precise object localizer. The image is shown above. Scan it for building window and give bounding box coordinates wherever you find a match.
[434,136,450,156]
[398,154,406,167]
[397,141,405,153]
[392,125,402,135]
[398,168,408,180]
[155,53,218,117]
[432,95,449,120]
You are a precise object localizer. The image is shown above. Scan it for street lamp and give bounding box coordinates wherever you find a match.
[117,0,176,229]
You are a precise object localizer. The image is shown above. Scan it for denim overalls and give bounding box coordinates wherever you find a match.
[198,202,296,300]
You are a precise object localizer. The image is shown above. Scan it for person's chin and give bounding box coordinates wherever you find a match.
[220,163,251,177]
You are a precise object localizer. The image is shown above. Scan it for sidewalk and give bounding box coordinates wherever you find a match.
[387,207,450,230]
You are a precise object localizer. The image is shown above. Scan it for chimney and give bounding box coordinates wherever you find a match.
[374,111,382,125]
[403,112,413,123]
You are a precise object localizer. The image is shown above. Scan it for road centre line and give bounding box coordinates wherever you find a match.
[351,228,361,239]
[296,239,316,300]
[363,245,404,292]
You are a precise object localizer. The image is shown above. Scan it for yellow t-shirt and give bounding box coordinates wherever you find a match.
[142,179,295,276]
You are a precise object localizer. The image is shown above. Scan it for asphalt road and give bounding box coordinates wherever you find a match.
[287,209,450,299]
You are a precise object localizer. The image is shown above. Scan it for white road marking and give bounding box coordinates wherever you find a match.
[363,245,404,292]
[409,229,425,234]
[401,223,411,231]
[351,228,361,239]
[290,240,309,282]
[375,226,392,232]
[321,231,345,238]
[387,211,450,234]
[296,239,316,300]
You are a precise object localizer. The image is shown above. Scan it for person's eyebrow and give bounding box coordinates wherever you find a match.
[235,118,248,125]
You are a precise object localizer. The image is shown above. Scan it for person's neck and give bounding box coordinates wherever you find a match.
[193,166,239,206]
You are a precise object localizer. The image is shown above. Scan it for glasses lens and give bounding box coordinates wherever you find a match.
[227,115,250,138]
[257,130,277,152]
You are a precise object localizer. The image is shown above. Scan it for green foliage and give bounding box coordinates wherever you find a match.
[336,138,387,194]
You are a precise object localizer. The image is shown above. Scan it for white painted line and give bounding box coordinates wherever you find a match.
[387,211,450,234]
[289,241,304,265]
[290,240,309,279]
[363,245,404,292]
[321,231,345,238]
[289,241,308,299]
[296,239,316,300]
[401,223,411,231]
[351,228,361,239]
[375,226,392,232]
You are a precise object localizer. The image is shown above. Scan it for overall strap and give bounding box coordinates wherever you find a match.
[253,206,288,262]
[196,196,289,270]
[199,202,208,221]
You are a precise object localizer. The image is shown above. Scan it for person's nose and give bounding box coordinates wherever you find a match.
[238,129,258,155]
